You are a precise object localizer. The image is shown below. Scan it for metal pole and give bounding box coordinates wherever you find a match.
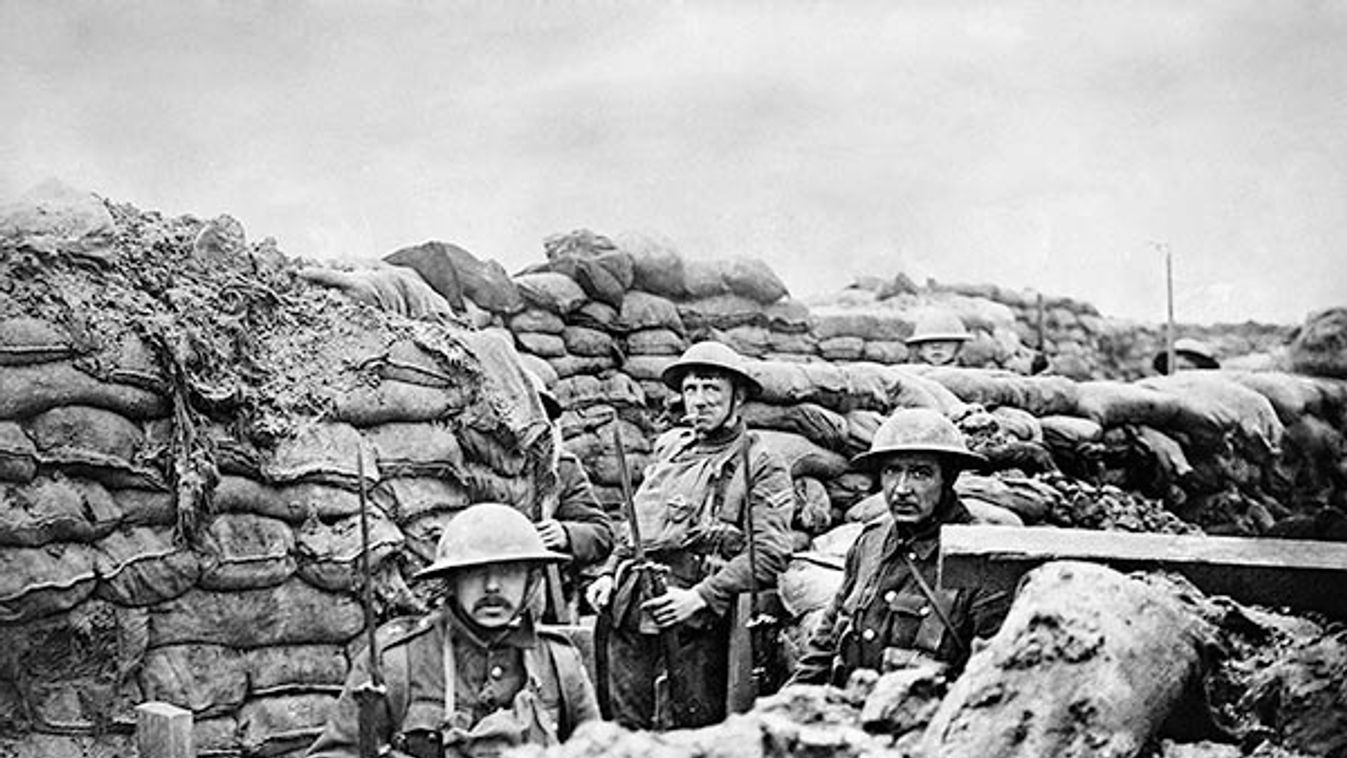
[1165,248,1175,375]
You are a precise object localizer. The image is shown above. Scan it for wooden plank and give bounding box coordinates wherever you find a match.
[725,593,755,715]
[136,701,193,758]
[938,525,1347,618]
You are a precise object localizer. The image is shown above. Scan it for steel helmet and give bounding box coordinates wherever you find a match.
[524,370,562,420]
[412,503,568,580]
[905,311,971,345]
[661,340,762,397]
[1152,338,1220,374]
[850,408,986,471]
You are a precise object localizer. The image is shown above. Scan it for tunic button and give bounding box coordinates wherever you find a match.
[489,665,504,679]
[861,628,876,642]
[919,606,931,617]
[907,552,918,562]
[883,591,897,603]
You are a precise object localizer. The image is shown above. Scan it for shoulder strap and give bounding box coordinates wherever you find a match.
[712,431,757,526]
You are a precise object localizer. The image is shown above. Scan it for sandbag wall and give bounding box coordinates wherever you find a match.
[0,200,553,758]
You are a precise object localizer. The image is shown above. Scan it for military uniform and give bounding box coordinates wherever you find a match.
[307,607,599,758]
[789,498,1010,686]
[602,419,794,729]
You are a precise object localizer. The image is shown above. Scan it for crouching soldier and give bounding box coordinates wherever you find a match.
[586,341,795,729]
[307,503,599,758]
[789,409,1011,686]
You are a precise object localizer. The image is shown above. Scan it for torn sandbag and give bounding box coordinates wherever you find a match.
[383,240,524,314]
[370,476,472,524]
[259,421,378,490]
[364,421,463,478]
[295,507,404,593]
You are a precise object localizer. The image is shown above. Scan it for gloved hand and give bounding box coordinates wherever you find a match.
[585,575,614,610]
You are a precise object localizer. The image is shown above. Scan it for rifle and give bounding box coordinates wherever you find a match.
[739,436,780,700]
[354,449,387,758]
[611,423,691,730]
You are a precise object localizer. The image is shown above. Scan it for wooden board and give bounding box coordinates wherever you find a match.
[938,525,1347,618]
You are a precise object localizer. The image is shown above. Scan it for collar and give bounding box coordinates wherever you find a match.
[444,603,538,650]
[883,496,972,561]
[688,417,746,454]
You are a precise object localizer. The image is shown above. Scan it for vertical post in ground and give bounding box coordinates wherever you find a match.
[136,701,193,758]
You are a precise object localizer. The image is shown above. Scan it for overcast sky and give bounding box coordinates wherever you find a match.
[3,0,1344,324]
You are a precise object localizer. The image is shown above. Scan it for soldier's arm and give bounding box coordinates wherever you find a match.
[553,453,614,567]
[692,446,794,616]
[787,542,863,686]
[304,648,389,758]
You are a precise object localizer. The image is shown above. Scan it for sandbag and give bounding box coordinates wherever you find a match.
[198,513,297,591]
[112,487,176,527]
[955,474,1059,523]
[793,476,833,534]
[862,340,909,365]
[0,317,74,366]
[1289,307,1347,379]
[571,300,620,332]
[460,327,551,447]
[1222,370,1336,425]
[0,542,98,622]
[810,521,866,557]
[0,420,37,483]
[824,471,874,512]
[148,579,365,648]
[683,257,788,304]
[330,379,470,427]
[619,231,687,298]
[546,246,634,309]
[812,307,912,342]
[1137,373,1285,460]
[547,353,615,379]
[515,272,587,315]
[459,462,532,510]
[766,331,818,356]
[844,410,886,455]
[555,373,644,409]
[753,360,848,408]
[819,336,865,362]
[0,360,168,421]
[915,367,1080,418]
[93,525,200,606]
[457,425,529,476]
[213,476,363,524]
[588,451,652,489]
[509,308,566,335]
[778,554,845,618]
[382,241,524,314]
[515,331,566,358]
[194,716,240,755]
[754,430,850,480]
[991,406,1043,443]
[563,326,616,358]
[617,291,684,334]
[624,355,677,382]
[677,294,764,330]
[763,299,813,334]
[370,476,472,524]
[364,421,463,478]
[845,492,887,524]
[245,644,349,696]
[238,693,337,758]
[372,339,471,389]
[713,325,772,359]
[296,506,404,593]
[25,405,166,490]
[139,643,247,717]
[0,476,123,547]
[964,499,1026,527]
[260,422,378,490]
[625,328,686,356]
[1039,415,1104,446]
[517,352,558,388]
[742,402,849,453]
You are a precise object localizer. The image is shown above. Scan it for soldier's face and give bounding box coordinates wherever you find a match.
[681,371,741,436]
[880,452,946,525]
[453,563,531,628]
[915,341,960,366]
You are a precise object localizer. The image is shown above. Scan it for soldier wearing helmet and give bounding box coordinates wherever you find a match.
[1153,337,1221,375]
[524,371,614,622]
[788,409,1011,686]
[307,503,600,758]
[586,341,794,729]
[905,310,971,366]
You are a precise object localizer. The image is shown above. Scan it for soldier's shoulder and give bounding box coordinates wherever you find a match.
[858,513,894,535]
[653,428,694,456]
[536,625,583,650]
[377,614,437,650]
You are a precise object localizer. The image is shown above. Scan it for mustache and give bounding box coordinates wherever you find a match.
[473,595,514,613]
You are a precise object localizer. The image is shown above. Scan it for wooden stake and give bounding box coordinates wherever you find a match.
[1165,246,1176,374]
[136,701,194,758]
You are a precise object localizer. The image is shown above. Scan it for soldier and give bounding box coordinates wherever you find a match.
[526,371,614,620]
[307,503,599,758]
[585,341,794,729]
[905,311,971,366]
[1153,337,1221,375]
[789,408,1011,686]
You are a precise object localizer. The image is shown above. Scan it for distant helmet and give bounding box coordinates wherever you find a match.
[661,340,762,397]
[524,370,561,420]
[412,503,568,580]
[850,408,986,472]
[905,311,971,345]
[1152,338,1220,374]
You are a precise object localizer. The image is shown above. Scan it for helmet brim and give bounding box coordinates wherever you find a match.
[412,550,571,581]
[850,444,987,472]
[905,333,971,346]
[661,362,763,398]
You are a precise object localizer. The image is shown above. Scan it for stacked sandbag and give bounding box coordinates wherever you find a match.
[0,191,552,757]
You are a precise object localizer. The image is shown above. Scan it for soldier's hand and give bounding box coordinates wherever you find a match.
[642,586,707,628]
[536,519,569,550]
[586,575,614,610]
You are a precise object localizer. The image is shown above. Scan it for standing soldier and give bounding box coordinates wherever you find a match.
[307,503,599,758]
[526,371,614,621]
[789,408,1011,686]
[585,341,794,729]
[1152,337,1221,375]
[905,310,971,366]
